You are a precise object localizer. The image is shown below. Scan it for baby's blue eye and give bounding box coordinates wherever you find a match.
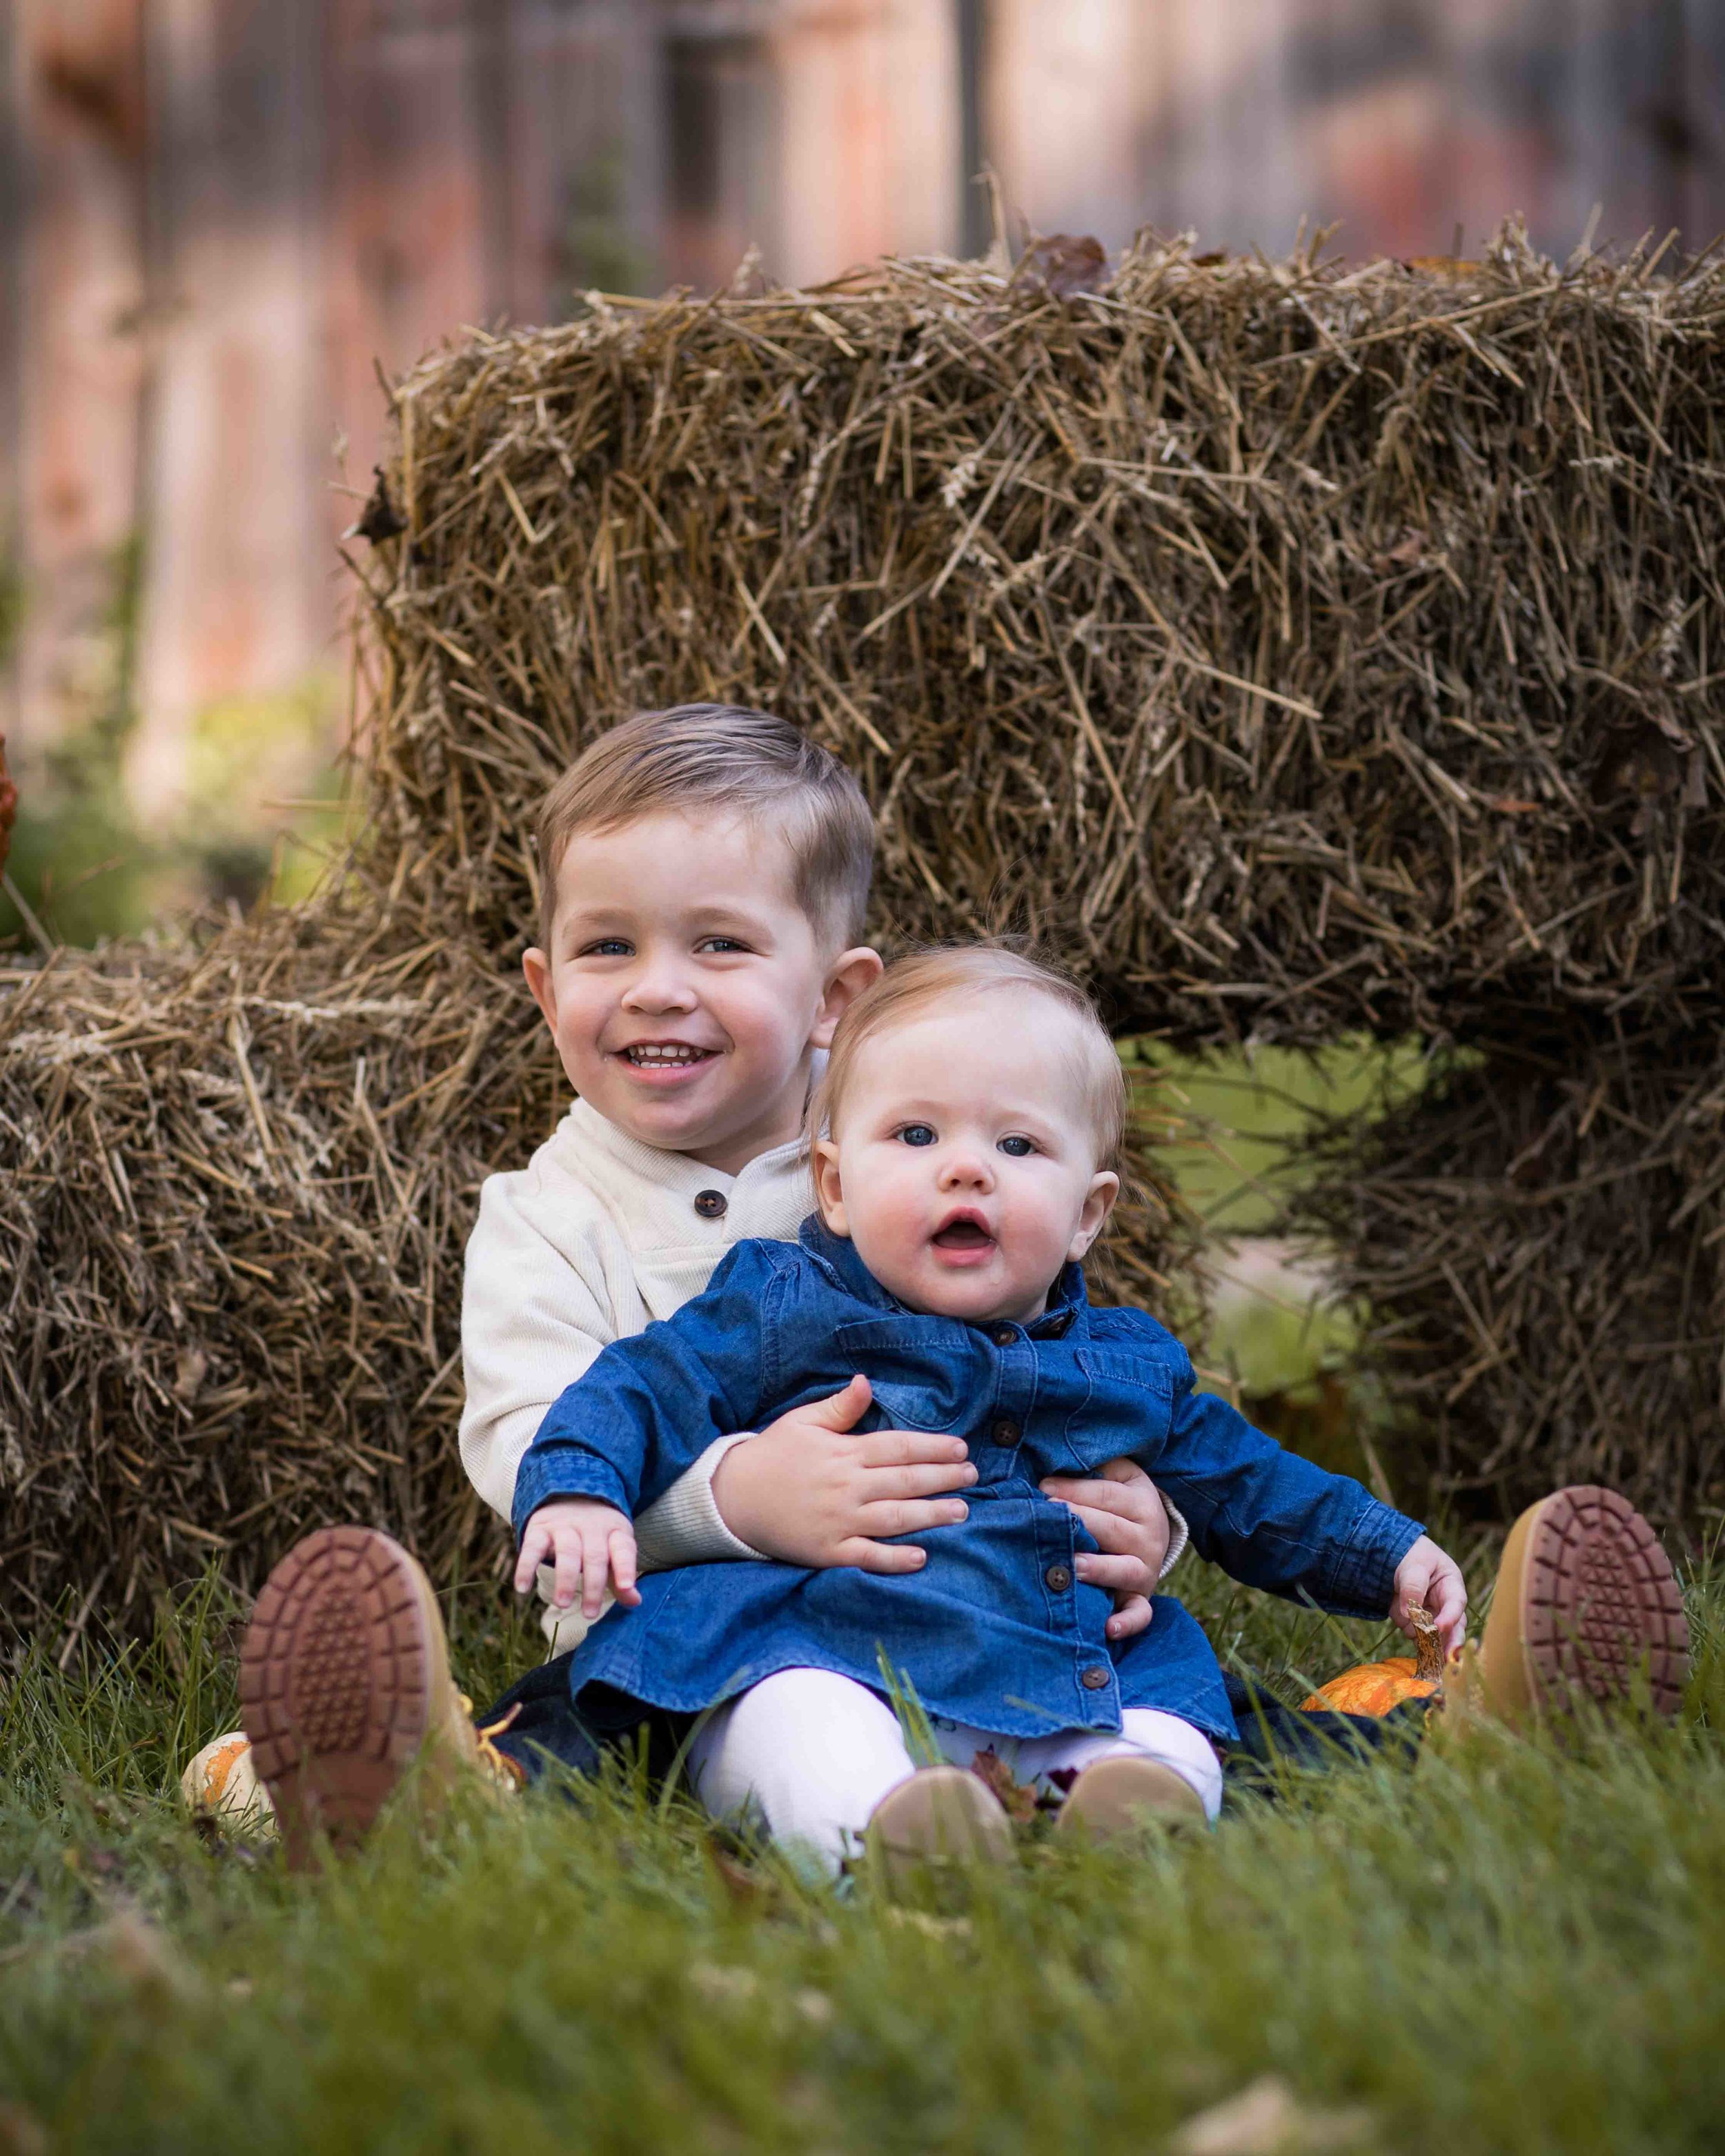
[699,936,749,953]
[586,938,633,958]
[898,1124,937,1147]
[998,1135,1035,1158]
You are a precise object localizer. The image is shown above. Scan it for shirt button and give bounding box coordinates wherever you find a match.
[989,1416,1021,1447]
[990,1325,1016,1347]
[693,1189,728,1219]
[1044,1563,1073,1592]
[1079,1665,1112,1691]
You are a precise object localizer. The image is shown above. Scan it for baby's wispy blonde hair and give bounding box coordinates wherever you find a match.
[533,704,874,951]
[811,943,1127,1171]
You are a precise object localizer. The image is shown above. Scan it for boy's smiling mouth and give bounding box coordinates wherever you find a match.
[615,1040,719,1079]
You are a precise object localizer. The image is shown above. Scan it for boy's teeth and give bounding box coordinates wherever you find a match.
[627,1045,704,1065]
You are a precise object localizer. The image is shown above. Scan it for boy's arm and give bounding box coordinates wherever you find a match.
[510,1244,778,1546]
[459,1174,763,1565]
[1145,1347,1423,1620]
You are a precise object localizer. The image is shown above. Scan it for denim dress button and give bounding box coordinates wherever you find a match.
[693,1189,727,1219]
[990,1325,1016,1347]
[1044,1563,1073,1592]
[990,1416,1021,1446]
[1079,1665,1112,1690]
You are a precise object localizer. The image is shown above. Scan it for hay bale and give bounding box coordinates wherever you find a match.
[1285,1038,1725,1525]
[355,232,1725,1047]
[0,909,544,1639]
[0,906,1196,1639]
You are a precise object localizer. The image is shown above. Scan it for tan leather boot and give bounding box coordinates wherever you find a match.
[1440,1485,1688,1733]
[239,1526,520,1869]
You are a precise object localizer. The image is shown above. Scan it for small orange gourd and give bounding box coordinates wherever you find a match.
[1301,1603,1446,1718]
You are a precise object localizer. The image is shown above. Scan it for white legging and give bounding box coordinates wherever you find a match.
[687,1665,1223,1878]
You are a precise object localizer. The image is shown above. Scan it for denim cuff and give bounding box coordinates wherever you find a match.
[1321,1497,1425,1616]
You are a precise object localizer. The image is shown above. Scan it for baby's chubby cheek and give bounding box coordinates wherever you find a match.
[842,1187,933,1292]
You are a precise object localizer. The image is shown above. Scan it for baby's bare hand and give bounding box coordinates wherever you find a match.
[514,1498,640,1619]
[1391,1534,1468,1657]
[712,1376,976,1572]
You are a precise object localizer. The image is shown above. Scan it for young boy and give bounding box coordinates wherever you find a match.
[205,707,1181,1857]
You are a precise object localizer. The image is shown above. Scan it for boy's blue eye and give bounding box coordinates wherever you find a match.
[998,1135,1035,1158]
[586,938,633,958]
[699,937,748,954]
[898,1124,937,1147]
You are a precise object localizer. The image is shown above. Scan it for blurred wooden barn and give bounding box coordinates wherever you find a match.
[3,0,1724,822]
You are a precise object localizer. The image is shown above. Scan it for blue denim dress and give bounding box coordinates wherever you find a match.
[514,1220,1423,1744]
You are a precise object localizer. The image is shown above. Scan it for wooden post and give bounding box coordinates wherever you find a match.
[2,1,23,641]
[498,0,661,316]
[323,0,492,538]
[776,0,960,285]
[128,0,331,824]
[8,0,150,767]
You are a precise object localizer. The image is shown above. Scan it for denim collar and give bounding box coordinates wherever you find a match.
[795,1215,1090,1338]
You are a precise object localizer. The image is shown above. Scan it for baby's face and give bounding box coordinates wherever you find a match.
[525,809,869,1174]
[814,992,1118,1327]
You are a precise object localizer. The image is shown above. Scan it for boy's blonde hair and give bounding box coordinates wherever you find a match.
[533,704,874,952]
[813,944,1127,1171]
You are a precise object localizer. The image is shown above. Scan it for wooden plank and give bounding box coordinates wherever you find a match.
[498,0,656,319]
[986,0,1148,253]
[660,20,778,289]
[9,0,148,762]
[324,0,491,528]
[1,0,24,764]
[129,0,331,822]
[773,0,958,284]
[1,0,23,609]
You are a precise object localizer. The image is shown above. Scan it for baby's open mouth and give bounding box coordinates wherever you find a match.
[931,1218,994,1249]
[620,1043,716,1067]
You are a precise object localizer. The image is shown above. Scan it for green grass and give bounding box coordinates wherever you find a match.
[2,1554,1721,2155]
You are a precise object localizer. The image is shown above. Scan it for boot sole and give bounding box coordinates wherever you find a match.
[1055,1755,1206,1838]
[239,1527,446,1868]
[1496,1486,1688,1721]
[865,1767,1013,1892]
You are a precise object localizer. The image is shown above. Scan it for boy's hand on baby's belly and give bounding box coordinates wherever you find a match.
[712,1374,978,1574]
[1038,1458,1166,1640]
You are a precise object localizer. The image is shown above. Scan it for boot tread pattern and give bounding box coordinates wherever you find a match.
[238,1527,433,1859]
[1523,1486,1688,1717]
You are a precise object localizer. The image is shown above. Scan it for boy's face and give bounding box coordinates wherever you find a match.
[525,809,878,1174]
[813,991,1118,1327]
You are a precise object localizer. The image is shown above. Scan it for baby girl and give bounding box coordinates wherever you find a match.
[512,945,1463,1878]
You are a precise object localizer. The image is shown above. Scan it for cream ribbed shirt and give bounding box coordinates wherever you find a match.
[460,1095,817,1556]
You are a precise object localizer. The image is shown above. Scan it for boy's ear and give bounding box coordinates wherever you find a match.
[522,947,558,1036]
[810,946,882,1050]
[813,1138,850,1237]
[1067,1171,1120,1262]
